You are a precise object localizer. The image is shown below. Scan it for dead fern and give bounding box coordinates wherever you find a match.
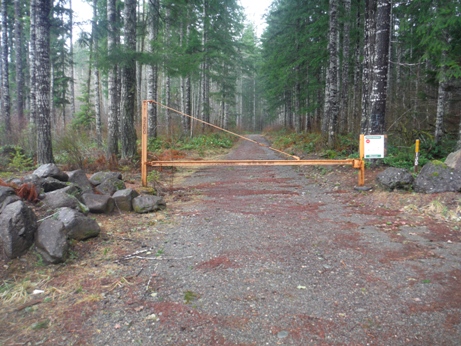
[0,179,39,203]
[16,183,39,203]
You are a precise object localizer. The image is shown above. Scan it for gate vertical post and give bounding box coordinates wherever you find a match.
[141,101,148,187]
[359,134,365,186]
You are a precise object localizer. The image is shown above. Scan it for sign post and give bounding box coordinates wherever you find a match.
[414,139,420,172]
[141,101,149,187]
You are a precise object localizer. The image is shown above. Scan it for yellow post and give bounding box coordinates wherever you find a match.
[358,134,365,186]
[141,101,148,187]
[414,139,420,172]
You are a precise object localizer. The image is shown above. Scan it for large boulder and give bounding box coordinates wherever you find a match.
[43,189,87,213]
[376,167,414,191]
[35,219,68,264]
[41,177,69,192]
[56,207,100,241]
[33,163,69,182]
[95,177,126,196]
[0,186,16,205]
[445,150,461,171]
[0,195,21,214]
[132,195,166,214]
[414,161,461,193]
[82,193,114,214]
[89,172,122,186]
[113,189,139,212]
[67,170,93,194]
[0,201,38,258]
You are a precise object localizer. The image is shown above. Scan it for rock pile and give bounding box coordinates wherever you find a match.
[0,163,166,264]
[376,149,461,193]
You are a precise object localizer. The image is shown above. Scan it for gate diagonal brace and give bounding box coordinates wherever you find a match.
[140,100,366,187]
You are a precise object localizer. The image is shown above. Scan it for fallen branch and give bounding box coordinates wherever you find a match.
[14,298,44,312]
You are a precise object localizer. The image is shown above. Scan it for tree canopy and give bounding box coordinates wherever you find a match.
[1,0,461,162]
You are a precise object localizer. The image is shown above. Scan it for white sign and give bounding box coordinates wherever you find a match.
[364,135,385,159]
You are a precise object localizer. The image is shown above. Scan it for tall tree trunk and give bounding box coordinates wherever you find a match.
[29,0,37,130]
[107,0,118,156]
[350,5,361,133]
[136,0,145,122]
[435,49,448,145]
[360,0,376,134]
[50,59,55,127]
[14,0,24,127]
[434,79,447,145]
[326,0,339,147]
[253,76,256,131]
[69,0,75,118]
[181,7,191,136]
[120,0,137,159]
[92,0,102,145]
[1,0,11,134]
[147,0,159,138]
[369,0,391,135]
[322,67,330,134]
[200,0,209,130]
[36,0,53,163]
[164,7,172,136]
[339,0,351,133]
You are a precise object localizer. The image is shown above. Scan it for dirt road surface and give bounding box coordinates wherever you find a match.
[2,135,460,346]
[88,135,461,345]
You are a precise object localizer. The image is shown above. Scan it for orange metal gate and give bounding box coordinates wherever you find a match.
[141,100,366,187]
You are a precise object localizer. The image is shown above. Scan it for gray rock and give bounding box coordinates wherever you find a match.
[41,177,69,192]
[43,190,79,210]
[445,150,461,171]
[6,177,23,186]
[43,189,88,214]
[0,201,38,258]
[414,161,461,193]
[35,219,68,264]
[113,189,139,211]
[33,163,69,182]
[56,207,101,241]
[82,193,115,214]
[0,195,21,214]
[19,174,43,193]
[132,195,166,214]
[376,167,414,191]
[0,186,16,205]
[60,184,84,202]
[95,177,126,196]
[89,172,122,186]
[67,170,93,193]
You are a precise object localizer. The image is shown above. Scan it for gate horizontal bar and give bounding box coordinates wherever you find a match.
[147,159,360,167]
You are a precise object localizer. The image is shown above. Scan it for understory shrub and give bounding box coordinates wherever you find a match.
[147,133,235,155]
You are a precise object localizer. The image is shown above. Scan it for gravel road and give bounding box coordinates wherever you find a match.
[90,135,461,345]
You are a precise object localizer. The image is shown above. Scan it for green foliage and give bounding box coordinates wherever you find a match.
[72,89,95,129]
[383,137,455,170]
[183,290,198,304]
[260,0,329,115]
[148,133,234,154]
[271,130,322,154]
[147,170,161,184]
[179,134,233,151]
[53,128,101,169]
[8,147,35,172]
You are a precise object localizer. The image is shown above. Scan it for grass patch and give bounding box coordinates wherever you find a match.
[148,133,235,157]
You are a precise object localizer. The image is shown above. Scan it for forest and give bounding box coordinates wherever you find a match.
[0,0,460,167]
